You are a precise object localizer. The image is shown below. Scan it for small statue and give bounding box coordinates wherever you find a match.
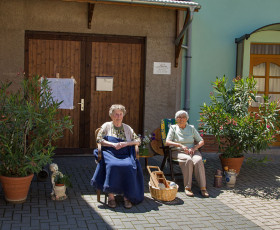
[49,163,67,200]
[214,169,223,188]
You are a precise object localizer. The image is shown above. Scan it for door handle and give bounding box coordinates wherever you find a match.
[78,99,84,111]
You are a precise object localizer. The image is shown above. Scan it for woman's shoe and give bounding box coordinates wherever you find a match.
[185,189,194,197]
[124,199,132,209]
[107,199,117,208]
[201,190,209,198]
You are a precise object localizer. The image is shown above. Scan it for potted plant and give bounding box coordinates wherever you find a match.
[0,74,72,203]
[52,172,73,200]
[54,173,73,188]
[199,76,280,174]
[138,131,155,156]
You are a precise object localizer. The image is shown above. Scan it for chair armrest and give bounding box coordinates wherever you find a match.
[160,145,171,150]
[135,145,139,160]
[168,146,173,160]
[97,142,102,162]
[160,145,172,156]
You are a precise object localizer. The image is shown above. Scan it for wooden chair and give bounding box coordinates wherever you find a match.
[94,128,103,203]
[159,119,182,181]
[159,119,204,182]
[94,128,140,203]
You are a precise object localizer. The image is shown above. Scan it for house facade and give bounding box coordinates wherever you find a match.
[184,0,280,148]
[1,0,201,152]
[1,0,279,153]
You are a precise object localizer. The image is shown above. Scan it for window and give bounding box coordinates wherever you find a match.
[235,24,280,146]
[250,43,280,107]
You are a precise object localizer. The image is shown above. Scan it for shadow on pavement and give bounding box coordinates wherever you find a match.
[230,159,280,200]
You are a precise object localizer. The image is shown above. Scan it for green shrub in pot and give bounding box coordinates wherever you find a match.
[199,76,280,159]
[0,75,73,177]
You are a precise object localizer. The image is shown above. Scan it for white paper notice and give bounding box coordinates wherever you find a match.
[96,76,113,91]
[46,78,75,109]
[153,62,171,75]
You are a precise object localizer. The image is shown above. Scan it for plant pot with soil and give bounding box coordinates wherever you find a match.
[0,75,72,203]
[51,169,72,200]
[200,76,280,175]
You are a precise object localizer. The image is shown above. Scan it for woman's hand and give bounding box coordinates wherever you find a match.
[181,145,188,152]
[112,142,128,150]
[181,145,195,156]
[187,147,195,156]
[166,140,195,156]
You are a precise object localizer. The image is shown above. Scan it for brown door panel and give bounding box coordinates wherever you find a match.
[25,32,145,152]
[90,42,144,148]
[27,38,81,148]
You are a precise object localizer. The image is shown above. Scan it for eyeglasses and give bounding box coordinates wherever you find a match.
[177,116,187,119]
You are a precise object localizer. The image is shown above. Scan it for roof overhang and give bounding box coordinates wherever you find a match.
[58,0,201,67]
[61,0,201,11]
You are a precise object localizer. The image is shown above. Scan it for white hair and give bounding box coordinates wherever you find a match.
[109,104,126,117]
[175,110,189,120]
[49,163,59,172]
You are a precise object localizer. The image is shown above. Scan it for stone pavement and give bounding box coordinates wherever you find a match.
[0,149,279,230]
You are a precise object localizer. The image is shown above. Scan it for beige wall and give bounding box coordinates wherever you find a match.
[0,0,183,132]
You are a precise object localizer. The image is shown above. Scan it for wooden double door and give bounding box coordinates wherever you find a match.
[250,54,280,146]
[25,31,145,153]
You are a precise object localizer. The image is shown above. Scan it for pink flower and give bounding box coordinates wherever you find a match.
[267,125,270,129]
[219,126,223,130]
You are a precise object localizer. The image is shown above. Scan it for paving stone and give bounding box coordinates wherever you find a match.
[0,152,279,229]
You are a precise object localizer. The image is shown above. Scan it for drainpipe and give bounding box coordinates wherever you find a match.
[178,10,194,113]
[184,24,192,113]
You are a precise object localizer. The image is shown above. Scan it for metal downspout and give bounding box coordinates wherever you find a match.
[184,23,192,113]
[177,10,194,113]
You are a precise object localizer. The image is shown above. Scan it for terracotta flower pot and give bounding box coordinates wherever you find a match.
[54,184,66,198]
[219,154,245,176]
[0,174,34,203]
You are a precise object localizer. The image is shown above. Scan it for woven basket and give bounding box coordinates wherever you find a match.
[149,181,178,202]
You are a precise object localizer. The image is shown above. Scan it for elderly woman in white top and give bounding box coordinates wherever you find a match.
[91,104,144,208]
[165,110,209,198]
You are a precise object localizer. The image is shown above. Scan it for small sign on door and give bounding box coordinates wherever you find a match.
[96,76,114,91]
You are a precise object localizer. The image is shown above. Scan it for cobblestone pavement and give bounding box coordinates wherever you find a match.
[0,150,279,230]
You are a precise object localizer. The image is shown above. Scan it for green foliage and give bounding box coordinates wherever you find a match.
[199,76,280,158]
[54,173,73,188]
[0,75,73,177]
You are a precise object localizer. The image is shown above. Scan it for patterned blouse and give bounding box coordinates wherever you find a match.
[96,122,140,143]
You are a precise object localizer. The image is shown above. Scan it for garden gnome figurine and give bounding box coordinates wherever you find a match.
[49,163,67,200]
[214,169,223,188]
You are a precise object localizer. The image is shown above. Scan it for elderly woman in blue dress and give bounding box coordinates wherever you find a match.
[165,110,209,198]
[91,104,144,208]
